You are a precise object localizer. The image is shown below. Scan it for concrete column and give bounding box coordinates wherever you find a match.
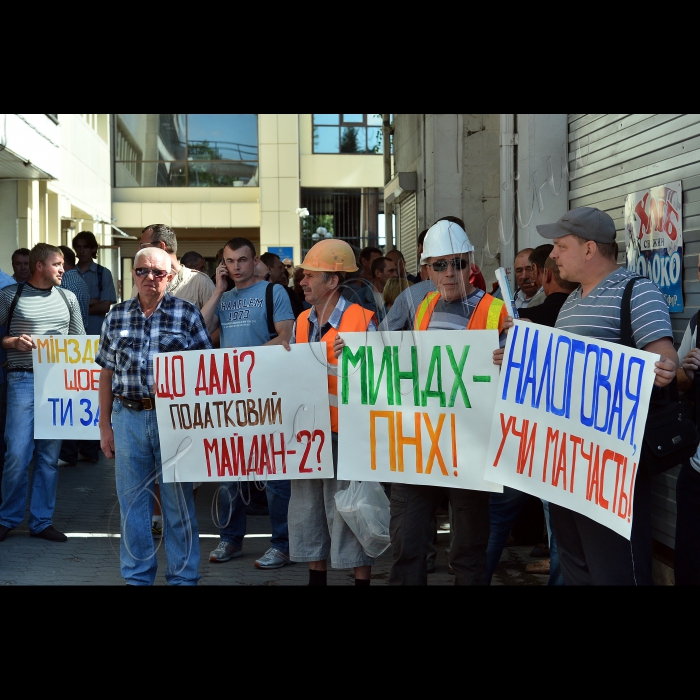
[0,181,19,268]
[462,114,500,285]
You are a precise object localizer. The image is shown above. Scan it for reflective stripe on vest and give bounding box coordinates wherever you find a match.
[413,292,504,331]
[295,303,375,432]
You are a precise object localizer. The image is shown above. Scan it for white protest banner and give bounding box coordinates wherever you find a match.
[485,321,656,539]
[154,343,334,483]
[337,330,503,492]
[32,335,102,439]
[625,181,683,312]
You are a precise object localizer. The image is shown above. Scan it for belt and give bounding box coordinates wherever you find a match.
[117,396,155,411]
[6,367,33,373]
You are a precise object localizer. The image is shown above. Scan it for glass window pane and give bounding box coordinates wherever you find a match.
[157,161,187,187]
[116,114,186,162]
[367,127,383,154]
[115,162,140,187]
[367,114,383,126]
[340,126,366,153]
[313,114,339,125]
[187,114,258,161]
[188,161,258,187]
[314,126,340,153]
[342,114,363,124]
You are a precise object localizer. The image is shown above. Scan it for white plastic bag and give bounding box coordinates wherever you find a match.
[334,481,391,558]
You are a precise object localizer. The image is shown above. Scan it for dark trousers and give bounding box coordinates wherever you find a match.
[388,483,490,585]
[60,439,100,464]
[674,460,700,585]
[549,470,653,585]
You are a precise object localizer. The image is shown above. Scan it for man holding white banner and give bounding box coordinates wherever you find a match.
[381,220,508,585]
[288,239,377,586]
[96,247,212,585]
[0,243,84,544]
[539,206,678,585]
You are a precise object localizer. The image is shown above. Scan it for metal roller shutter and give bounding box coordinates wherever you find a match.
[397,193,417,273]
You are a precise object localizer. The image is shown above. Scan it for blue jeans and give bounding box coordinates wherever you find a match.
[112,398,200,585]
[0,372,62,533]
[219,478,290,552]
[486,487,564,585]
[0,381,7,503]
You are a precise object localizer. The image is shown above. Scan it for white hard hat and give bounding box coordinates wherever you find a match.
[420,220,474,264]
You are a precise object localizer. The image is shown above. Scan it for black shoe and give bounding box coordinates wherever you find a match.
[30,525,68,542]
[78,454,98,464]
[0,524,13,542]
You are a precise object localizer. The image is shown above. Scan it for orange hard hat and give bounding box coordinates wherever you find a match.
[298,239,358,273]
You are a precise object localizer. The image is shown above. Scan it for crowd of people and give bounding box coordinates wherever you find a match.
[0,207,698,586]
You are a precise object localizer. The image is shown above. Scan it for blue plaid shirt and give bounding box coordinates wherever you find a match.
[96,294,212,399]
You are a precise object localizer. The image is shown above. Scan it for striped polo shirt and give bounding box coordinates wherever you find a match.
[0,283,84,369]
[555,267,672,348]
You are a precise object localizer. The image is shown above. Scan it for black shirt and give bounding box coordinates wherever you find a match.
[518,292,570,328]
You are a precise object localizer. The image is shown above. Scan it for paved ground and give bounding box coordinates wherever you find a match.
[0,454,547,586]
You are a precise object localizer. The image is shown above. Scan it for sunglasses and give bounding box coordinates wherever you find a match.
[134,267,169,279]
[284,264,293,268]
[428,258,469,272]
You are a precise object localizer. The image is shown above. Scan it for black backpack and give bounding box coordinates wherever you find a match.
[620,277,699,475]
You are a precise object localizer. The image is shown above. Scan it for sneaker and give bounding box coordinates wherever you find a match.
[254,547,293,569]
[209,541,243,563]
[152,521,163,539]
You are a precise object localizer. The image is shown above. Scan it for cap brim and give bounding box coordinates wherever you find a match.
[536,222,567,239]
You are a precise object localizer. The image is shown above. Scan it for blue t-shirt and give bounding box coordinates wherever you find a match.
[216,281,294,348]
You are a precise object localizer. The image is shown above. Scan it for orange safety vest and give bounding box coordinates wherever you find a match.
[295,303,376,433]
[414,291,507,332]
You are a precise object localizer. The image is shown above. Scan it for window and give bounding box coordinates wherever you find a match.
[113,114,258,187]
[312,114,386,154]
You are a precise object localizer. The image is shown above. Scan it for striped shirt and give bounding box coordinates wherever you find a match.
[0,282,84,369]
[96,294,212,399]
[382,280,506,344]
[382,280,436,331]
[555,267,672,348]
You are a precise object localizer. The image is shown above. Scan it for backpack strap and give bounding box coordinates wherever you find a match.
[55,286,73,316]
[96,264,104,295]
[5,283,24,338]
[266,282,277,339]
[619,276,640,348]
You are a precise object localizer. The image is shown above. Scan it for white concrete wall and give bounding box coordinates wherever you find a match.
[259,114,301,260]
[2,114,61,178]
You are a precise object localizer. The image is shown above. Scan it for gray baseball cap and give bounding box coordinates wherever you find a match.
[536,207,616,243]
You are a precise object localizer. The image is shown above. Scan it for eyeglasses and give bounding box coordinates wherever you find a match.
[134,267,169,279]
[284,264,293,269]
[428,258,469,272]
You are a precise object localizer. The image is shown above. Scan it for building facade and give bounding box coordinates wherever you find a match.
[111,113,388,281]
